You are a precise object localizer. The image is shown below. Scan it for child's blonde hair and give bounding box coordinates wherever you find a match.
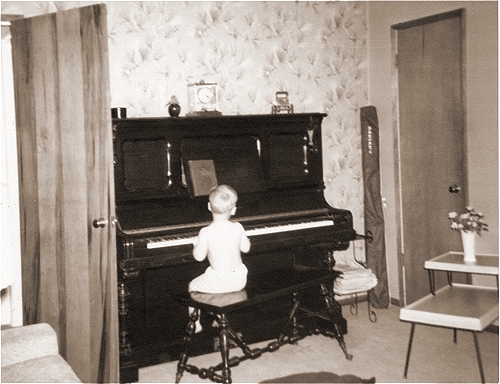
[209,185,238,214]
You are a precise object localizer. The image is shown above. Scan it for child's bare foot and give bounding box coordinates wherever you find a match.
[195,320,203,333]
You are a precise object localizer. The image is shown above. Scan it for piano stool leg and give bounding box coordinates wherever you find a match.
[175,308,200,384]
[319,283,353,360]
[278,292,301,344]
[472,331,486,384]
[403,322,416,378]
[218,313,232,384]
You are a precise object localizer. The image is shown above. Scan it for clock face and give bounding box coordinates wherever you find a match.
[198,87,215,104]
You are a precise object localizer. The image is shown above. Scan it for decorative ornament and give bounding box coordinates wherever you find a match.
[272,91,293,114]
[448,206,488,263]
[167,95,181,117]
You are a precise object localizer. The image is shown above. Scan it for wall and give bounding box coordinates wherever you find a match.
[1,1,374,325]
[3,1,498,308]
[1,23,23,327]
[367,1,498,296]
[105,2,369,247]
[1,1,368,234]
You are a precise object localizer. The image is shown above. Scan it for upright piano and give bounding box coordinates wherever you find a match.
[113,113,357,382]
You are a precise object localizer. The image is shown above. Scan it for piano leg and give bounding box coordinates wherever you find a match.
[118,278,139,383]
[319,283,353,360]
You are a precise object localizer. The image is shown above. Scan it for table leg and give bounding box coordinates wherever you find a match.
[427,270,435,295]
[403,323,416,378]
[472,331,485,384]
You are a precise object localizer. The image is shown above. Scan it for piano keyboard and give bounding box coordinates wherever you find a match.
[146,219,333,250]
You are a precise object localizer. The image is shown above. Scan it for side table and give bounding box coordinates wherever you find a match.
[425,251,499,294]
[400,251,499,383]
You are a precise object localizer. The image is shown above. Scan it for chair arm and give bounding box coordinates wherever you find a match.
[1,323,59,367]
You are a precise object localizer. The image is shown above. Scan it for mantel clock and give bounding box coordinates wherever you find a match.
[187,81,220,115]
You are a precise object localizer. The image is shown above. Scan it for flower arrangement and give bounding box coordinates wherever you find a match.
[448,206,489,235]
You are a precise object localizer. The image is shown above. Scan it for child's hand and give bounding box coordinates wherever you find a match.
[192,236,198,246]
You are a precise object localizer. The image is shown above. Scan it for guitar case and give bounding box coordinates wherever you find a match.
[360,106,390,308]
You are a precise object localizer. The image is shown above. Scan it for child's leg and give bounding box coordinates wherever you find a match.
[187,306,203,333]
[188,278,205,333]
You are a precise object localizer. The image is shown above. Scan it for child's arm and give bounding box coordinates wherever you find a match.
[239,224,251,253]
[192,228,208,261]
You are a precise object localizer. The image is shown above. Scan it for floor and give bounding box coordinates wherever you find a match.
[138,301,499,383]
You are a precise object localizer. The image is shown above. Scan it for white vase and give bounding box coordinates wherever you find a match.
[460,230,476,263]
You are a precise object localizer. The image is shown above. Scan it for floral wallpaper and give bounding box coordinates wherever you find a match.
[2,1,368,260]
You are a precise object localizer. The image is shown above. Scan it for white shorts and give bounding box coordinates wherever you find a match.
[188,264,248,294]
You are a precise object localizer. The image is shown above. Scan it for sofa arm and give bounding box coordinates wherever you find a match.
[1,323,59,367]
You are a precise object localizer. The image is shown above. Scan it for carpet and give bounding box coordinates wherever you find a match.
[260,371,376,383]
[138,304,498,383]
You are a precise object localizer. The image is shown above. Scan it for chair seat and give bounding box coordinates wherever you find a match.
[176,267,340,313]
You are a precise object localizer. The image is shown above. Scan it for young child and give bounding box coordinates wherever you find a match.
[188,185,251,331]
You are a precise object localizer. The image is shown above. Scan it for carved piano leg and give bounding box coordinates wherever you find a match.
[319,283,353,360]
[118,273,139,383]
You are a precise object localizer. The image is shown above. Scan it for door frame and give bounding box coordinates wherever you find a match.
[391,9,468,306]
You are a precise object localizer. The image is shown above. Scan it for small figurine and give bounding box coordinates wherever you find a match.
[272,91,293,114]
[167,95,181,117]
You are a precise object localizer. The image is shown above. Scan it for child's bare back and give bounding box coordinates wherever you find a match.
[189,185,250,294]
[194,220,249,271]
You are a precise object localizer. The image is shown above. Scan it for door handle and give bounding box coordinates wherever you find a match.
[93,218,108,228]
[448,184,461,193]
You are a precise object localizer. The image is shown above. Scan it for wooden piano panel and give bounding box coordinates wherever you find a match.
[113,113,355,382]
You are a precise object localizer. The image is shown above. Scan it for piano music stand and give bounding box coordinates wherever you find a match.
[175,267,352,384]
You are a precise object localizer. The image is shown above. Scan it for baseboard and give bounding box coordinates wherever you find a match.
[390,297,401,307]
[486,324,499,334]
[337,294,401,308]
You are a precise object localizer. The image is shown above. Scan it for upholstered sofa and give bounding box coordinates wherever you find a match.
[1,323,81,383]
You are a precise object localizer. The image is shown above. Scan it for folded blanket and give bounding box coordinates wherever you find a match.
[333,264,378,295]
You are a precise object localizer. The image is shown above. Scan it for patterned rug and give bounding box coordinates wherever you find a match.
[260,371,376,383]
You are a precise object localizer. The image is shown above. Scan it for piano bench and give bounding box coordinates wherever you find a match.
[174,266,352,384]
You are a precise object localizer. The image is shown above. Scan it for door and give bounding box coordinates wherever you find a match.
[394,10,467,305]
[10,5,118,382]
